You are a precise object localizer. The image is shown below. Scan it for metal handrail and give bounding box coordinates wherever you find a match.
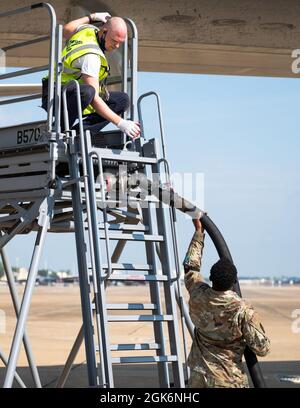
[138,92,182,280]
[89,150,113,281]
[0,3,57,133]
[121,29,128,106]
[137,91,167,155]
[54,24,63,134]
[157,158,182,283]
[157,156,191,379]
[62,79,109,387]
[0,93,42,106]
[124,19,138,121]
[2,36,50,52]
[137,91,192,379]
[0,66,49,81]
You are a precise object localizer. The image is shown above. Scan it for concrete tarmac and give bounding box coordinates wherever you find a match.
[0,283,299,388]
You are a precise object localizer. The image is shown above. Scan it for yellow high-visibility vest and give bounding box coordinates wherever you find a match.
[61,25,109,115]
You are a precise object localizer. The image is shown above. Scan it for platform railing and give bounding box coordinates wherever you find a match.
[0,3,58,134]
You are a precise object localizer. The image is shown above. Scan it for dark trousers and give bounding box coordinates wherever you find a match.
[42,81,129,136]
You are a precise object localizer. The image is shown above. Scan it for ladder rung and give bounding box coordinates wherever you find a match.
[107,315,173,322]
[107,274,168,282]
[88,263,153,272]
[99,232,164,241]
[105,224,149,232]
[92,148,158,164]
[105,197,160,204]
[106,303,157,310]
[109,343,161,351]
[103,263,153,271]
[111,356,178,364]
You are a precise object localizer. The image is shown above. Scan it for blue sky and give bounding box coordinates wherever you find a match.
[1,71,300,277]
[139,73,300,278]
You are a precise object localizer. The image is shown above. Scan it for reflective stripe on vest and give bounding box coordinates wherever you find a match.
[61,26,109,115]
[62,44,101,63]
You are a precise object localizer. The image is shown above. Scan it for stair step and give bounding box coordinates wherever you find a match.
[111,355,178,364]
[106,303,157,310]
[109,343,161,351]
[93,149,157,164]
[107,274,168,282]
[103,224,149,232]
[99,232,164,241]
[88,263,153,272]
[103,263,153,271]
[107,315,173,322]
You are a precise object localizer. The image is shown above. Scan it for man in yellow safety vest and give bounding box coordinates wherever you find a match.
[42,12,140,139]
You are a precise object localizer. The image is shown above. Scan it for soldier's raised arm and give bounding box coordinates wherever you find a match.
[241,306,271,357]
[183,218,206,294]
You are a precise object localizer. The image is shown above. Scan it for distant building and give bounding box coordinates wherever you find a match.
[56,271,70,280]
[16,267,29,284]
[0,274,7,285]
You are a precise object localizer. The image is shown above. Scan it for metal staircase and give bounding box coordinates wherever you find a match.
[61,119,186,387]
[0,2,188,388]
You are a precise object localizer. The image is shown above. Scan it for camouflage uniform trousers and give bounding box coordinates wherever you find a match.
[187,369,249,388]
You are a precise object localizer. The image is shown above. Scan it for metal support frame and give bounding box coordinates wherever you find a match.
[0,348,26,388]
[0,3,57,132]
[3,195,54,388]
[0,247,41,387]
[0,2,62,389]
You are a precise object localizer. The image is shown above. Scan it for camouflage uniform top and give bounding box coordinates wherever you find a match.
[183,230,270,388]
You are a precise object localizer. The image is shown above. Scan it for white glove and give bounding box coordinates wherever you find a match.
[117,119,140,139]
[89,12,111,23]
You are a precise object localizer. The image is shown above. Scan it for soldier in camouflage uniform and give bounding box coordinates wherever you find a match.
[183,218,270,388]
